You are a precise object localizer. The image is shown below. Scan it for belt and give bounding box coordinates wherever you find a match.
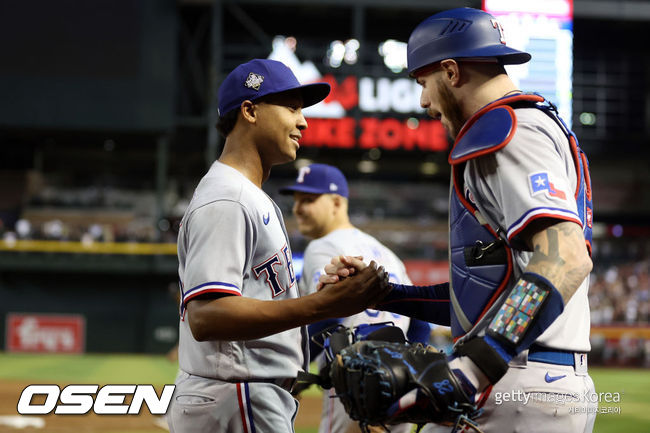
[252,377,296,393]
[528,344,579,366]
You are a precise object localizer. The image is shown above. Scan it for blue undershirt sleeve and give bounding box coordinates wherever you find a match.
[377,282,451,326]
[406,318,432,344]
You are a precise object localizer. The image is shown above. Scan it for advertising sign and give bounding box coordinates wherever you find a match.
[6,313,86,354]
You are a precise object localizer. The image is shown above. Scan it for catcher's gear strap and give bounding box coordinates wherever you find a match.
[308,318,341,359]
[486,272,564,358]
[455,338,509,385]
[378,282,451,326]
[292,370,328,395]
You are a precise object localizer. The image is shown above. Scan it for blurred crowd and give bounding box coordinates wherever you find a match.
[0,184,187,244]
[589,260,650,325]
[588,249,650,366]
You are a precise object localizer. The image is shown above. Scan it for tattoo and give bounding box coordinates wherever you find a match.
[526,222,591,302]
[528,228,565,287]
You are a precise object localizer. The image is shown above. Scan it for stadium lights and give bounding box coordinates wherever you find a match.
[420,161,439,176]
[326,39,360,68]
[294,158,314,169]
[378,39,408,73]
[579,112,596,126]
[406,117,419,129]
[367,148,381,161]
[357,160,378,173]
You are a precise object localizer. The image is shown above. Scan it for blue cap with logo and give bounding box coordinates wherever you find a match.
[280,163,349,198]
[217,58,331,117]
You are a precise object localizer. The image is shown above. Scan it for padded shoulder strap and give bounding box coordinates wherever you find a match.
[449,105,516,164]
[448,93,545,165]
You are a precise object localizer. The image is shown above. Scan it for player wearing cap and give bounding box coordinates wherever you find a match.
[166,59,391,433]
[280,163,432,433]
[321,8,597,432]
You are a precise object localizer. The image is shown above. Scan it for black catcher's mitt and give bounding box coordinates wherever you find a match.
[329,340,477,428]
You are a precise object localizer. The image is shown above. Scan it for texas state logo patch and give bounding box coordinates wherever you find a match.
[528,172,567,200]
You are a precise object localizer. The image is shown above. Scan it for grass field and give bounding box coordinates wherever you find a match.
[0,353,648,432]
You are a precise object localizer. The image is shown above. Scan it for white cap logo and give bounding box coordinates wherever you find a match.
[297,166,311,183]
[490,19,506,45]
[329,183,338,192]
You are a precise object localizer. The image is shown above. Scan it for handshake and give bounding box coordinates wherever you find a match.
[315,256,511,432]
[314,256,391,318]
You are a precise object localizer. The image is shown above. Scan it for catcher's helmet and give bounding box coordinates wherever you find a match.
[407,7,531,75]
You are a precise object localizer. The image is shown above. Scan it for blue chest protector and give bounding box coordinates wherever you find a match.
[447,94,593,340]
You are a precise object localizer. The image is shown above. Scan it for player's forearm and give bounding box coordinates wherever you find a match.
[376,282,451,325]
[187,262,389,341]
[524,220,592,303]
[186,294,337,341]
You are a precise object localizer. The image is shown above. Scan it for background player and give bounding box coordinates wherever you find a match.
[321,7,597,432]
[167,59,390,433]
[281,163,431,433]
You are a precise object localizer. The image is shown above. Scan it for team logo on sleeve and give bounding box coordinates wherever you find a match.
[528,172,566,200]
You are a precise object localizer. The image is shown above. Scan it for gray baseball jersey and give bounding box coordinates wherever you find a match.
[176,160,308,380]
[464,108,590,353]
[300,227,413,433]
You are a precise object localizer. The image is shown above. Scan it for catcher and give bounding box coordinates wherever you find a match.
[317,7,596,433]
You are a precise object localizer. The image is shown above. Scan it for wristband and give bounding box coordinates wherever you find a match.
[486,272,565,356]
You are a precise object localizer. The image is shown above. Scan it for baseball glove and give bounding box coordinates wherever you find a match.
[329,340,478,429]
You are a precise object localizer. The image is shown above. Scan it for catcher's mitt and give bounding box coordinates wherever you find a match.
[329,340,478,429]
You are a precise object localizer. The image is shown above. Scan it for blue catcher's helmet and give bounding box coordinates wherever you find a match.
[407,7,531,76]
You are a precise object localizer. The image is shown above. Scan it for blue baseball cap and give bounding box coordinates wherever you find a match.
[280,163,349,198]
[217,59,331,117]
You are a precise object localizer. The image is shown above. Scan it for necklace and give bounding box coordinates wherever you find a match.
[502,89,522,97]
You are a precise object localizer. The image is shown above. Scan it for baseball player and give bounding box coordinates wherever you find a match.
[322,8,597,432]
[166,59,391,433]
[280,163,432,433]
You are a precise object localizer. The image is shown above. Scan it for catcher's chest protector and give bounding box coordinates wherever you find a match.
[447,94,593,339]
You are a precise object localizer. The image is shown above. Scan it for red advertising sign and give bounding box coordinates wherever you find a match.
[301,74,450,152]
[301,117,448,152]
[6,313,85,354]
[404,260,449,285]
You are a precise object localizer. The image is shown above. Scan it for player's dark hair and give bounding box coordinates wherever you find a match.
[216,109,239,137]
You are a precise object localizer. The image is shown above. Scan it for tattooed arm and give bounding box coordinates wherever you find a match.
[522,220,593,303]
